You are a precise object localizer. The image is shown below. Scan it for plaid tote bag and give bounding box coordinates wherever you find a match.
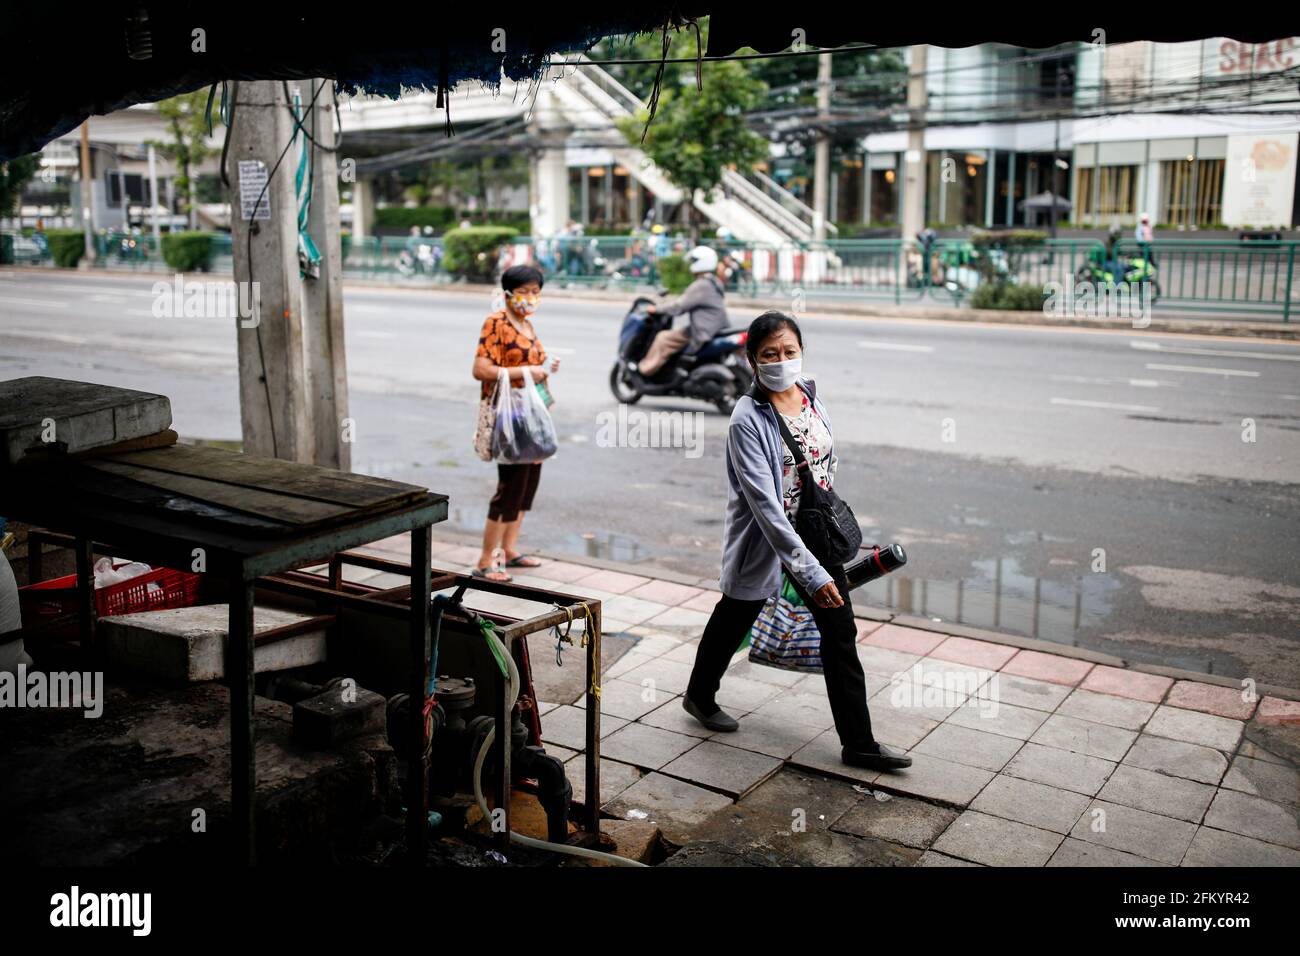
[747,573,823,673]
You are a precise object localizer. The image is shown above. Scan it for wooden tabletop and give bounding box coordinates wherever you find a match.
[2,442,444,548]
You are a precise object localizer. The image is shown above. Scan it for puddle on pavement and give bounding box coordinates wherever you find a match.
[446,506,650,563]
[445,502,1121,646]
[858,555,1122,646]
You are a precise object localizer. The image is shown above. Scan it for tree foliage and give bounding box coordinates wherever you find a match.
[616,60,768,226]
[0,153,40,217]
[147,90,219,216]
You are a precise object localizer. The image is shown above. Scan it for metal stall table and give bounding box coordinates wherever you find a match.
[259,547,605,852]
[1,442,447,865]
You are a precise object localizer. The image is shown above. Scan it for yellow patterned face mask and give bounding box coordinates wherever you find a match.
[508,292,539,316]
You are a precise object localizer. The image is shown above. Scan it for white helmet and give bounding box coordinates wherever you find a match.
[686,245,718,274]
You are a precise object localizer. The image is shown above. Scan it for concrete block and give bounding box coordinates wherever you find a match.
[101,604,328,682]
[0,376,172,466]
[293,686,386,749]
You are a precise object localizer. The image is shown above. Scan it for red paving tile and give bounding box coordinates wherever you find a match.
[929,636,1019,670]
[1166,680,1257,720]
[1257,696,1300,724]
[1079,665,1173,703]
[861,623,946,655]
[1000,650,1094,687]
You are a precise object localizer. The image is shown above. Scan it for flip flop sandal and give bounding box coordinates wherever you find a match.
[471,565,512,582]
[504,554,543,568]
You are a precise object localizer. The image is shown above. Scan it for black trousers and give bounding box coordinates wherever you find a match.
[488,462,542,522]
[686,563,876,751]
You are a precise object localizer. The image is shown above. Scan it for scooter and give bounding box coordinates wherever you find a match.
[1075,248,1161,303]
[609,296,753,414]
[396,241,441,277]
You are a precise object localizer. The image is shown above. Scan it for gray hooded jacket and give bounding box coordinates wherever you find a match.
[657,274,728,353]
[719,376,836,601]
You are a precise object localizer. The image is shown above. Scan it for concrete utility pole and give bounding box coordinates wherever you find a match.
[226,79,349,470]
[78,122,96,266]
[901,45,928,244]
[811,52,833,241]
[146,143,161,249]
[527,86,573,239]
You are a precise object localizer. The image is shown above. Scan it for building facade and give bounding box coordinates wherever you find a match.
[856,39,1300,231]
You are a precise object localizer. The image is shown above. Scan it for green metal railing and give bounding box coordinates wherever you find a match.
[1113,239,1296,321]
[7,230,1295,321]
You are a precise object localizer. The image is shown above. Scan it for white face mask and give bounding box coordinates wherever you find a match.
[755,356,802,391]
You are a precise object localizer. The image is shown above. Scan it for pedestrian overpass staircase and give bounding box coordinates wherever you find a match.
[343,56,822,245]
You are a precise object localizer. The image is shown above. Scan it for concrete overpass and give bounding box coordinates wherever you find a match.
[343,57,821,244]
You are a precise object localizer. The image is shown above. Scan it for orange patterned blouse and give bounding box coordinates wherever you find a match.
[476,309,547,400]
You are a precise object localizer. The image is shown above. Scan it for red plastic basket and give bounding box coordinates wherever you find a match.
[19,563,203,634]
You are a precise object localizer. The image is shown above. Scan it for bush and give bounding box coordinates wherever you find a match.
[375,206,459,233]
[374,206,530,235]
[46,228,85,268]
[160,231,214,272]
[970,229,1047,248]
[970,280,1047,311]
[656,253,693,294]
[442,225,518,283]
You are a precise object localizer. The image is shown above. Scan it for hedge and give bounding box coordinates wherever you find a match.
[160,231,214,272]
[970,280,1048,311]
[374,206,530,234]
[442,226,518,283]
[45,228,85,268]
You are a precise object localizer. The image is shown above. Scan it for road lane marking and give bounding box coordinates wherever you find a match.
[857,340,935,352]
[0,297,69,308]
[1130,340,1300,362]
[1049,374,1178,388]
[1145,363,1259,377]
[1050,397,1160,413]
[0,329,88,344]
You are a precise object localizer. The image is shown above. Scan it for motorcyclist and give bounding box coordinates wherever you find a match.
[632,245,728,380]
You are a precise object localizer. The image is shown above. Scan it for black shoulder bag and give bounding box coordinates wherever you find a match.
[772,397,863,567]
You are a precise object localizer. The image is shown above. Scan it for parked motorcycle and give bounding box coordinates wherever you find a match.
[721,252,758,297]
[1075,247,1161,303]
[395,240,441,277]
[609,296,753,414]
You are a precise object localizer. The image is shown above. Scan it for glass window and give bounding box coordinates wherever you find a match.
[869,168,897,224]
[927,152,988,226]
[1160,158,1224,226]
[1077,164,1138,220]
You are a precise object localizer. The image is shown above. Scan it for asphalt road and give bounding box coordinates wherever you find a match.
[3,269,1299,687]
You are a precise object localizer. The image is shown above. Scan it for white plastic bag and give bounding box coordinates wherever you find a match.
[491,366,558,463]
[93,557,153,589]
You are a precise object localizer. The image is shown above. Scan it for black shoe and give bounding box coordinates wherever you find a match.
[682,696,739,732]
[842,742,912,771]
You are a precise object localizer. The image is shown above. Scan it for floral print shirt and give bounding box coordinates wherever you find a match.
[778,391,837,518]
[476,310,546,400]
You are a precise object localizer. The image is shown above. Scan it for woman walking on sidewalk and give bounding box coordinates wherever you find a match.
[682,311,911,772]
[470,265,560,582]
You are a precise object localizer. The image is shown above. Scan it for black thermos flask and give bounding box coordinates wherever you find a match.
[843,544,907,591]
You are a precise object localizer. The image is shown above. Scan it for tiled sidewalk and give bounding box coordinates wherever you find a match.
[361,532,1300,867]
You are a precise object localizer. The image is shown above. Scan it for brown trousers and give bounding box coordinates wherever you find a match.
[638,327,690,376]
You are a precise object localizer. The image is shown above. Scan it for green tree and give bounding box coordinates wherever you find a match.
[0,153,41,219]
[147,90,219,229]
[415,154,528,218]
[616,60,768,242]
[588,19,710,102]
